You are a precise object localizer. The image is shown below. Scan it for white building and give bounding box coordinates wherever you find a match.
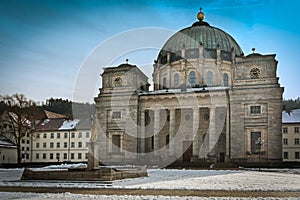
[0,136,17,165]
[282,109,300,162]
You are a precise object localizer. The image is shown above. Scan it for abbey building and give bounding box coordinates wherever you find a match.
[93,9,284,166]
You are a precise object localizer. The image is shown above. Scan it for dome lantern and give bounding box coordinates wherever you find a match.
[197,7,205,21]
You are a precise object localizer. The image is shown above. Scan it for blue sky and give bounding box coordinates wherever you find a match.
[0,0,299,103]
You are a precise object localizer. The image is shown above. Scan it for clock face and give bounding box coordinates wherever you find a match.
[250,68,261,79]
[114,77,122,87]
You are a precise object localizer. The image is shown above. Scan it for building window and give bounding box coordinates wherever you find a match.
[206,71,213,87]
[43,133,47,138]
[78,132,82,138]
[295,138,300,145]
[283,152,288,159]
[283,127,288,134]
[78,142,82,148]
[295,127,299,133]
[283,138,288,145]
[26,147,29,151]
[22,147,25,151]
[295,152,300,159]
[36,153,39,159]
[86,132,90,138]
[204,113,209,121]
[56,142,60,148]
[85,153,88,159]
[251,132,261,153]
[166,134,170,145]
[43,142,46,148]
[22,139,25,144]
[174,73,180,88]
[71,142,75,148]
[223,73,229,86]
[189,71,196,87]
[57,133,60,138]
[112,135,121,153]
[36,133,40,139]
[78,153,82,159]
[112,111,121,119]
[50,153,53,160]
[250,106,261,115]
[36,143,39,148]
[43,153,46,159]
[64,132,68,138]
[56,153,60,161]
[71,153,74,159]
[151,136,154,149]
[50,142,54,148]
[71,132,75,138]
[50,133,54,139]
[26,140,30,144]
[63,153,67,160]
[162,77,167,89]
[64,142,67,148]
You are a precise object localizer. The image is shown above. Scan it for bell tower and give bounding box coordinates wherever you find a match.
[94,62,149,165]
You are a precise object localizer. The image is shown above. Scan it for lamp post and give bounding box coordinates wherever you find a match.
[255,137,264,171]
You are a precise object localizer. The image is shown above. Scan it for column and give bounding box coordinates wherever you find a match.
[167,66,171,88]
[208,106,216,153]
[140,110,145,153]
[192,108,199,156]
[226,106,230,158]
[169,108,176,155]
[153,109,160,155]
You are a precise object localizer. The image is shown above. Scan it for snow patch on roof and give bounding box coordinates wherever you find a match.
[41,119,50,126]
[58,119,80,130]
[282,109,300,123]
[140,86,229,95]
[0,139,16,148]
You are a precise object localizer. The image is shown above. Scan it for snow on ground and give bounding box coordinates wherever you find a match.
[1,167,300,199]
[0,192,298,200]
[114,169,300,191]
[1,168,300,192]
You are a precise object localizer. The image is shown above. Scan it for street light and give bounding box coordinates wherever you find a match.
[255,137,264,170]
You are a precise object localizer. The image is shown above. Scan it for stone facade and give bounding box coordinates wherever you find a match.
[93,11,284,167]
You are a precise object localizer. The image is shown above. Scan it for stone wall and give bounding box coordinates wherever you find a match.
[21,167,147,181]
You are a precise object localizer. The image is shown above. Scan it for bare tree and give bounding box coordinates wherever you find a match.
[0,94,37,164]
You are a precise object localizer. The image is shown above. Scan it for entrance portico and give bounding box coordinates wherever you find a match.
[138,88,229,163]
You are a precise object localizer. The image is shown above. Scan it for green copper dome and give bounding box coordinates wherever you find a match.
[157,21,244,64]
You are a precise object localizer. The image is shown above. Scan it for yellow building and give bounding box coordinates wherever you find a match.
[31,118,91,163]
[282,109,300,162]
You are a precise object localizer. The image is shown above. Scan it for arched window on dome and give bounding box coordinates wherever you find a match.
[223,73,229,87]
[174,73,180,88]
[162,77,167,89]
[189,71,196,87]
[206,71,213,87]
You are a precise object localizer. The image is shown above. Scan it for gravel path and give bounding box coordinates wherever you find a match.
[0,186,300,198]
